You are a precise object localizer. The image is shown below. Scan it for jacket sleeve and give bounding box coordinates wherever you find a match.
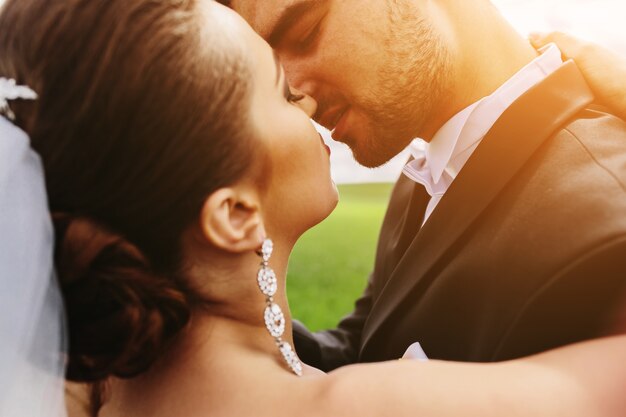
[493,234,626,361]
[293,274,375,372]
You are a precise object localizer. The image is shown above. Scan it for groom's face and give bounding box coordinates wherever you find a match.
[228,0,453,167]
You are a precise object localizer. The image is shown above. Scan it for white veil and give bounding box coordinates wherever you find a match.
[0,115,67,417]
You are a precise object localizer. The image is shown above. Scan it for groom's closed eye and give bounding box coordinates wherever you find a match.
[267,0,328,51]
[292,13,324,54]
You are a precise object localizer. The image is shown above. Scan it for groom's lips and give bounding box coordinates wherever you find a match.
[316,105,348,134]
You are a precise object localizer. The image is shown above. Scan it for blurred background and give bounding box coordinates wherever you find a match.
[290,0,626,331]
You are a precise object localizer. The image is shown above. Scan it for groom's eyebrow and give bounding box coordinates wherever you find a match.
[267,0,320,46]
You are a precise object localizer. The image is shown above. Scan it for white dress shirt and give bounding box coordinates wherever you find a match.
[403,44,564,224]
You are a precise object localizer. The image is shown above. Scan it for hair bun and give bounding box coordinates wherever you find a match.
[54,214,191,382]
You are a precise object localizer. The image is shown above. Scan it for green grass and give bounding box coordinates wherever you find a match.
[287,183,393,331]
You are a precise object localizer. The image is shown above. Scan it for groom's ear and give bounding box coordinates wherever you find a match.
[199,186,265,253]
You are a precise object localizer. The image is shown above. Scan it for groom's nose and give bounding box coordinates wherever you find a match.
[281,56,319,102]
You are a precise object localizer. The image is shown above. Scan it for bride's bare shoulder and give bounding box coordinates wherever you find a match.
[75,337,626,417]
[289,362,411,417]
[66,382,91,417]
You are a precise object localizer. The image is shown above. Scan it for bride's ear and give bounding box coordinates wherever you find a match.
[199,187,265,253]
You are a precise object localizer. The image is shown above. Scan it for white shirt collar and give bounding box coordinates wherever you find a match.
[405,44,564,188]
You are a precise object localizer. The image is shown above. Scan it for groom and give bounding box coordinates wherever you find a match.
[224,0,626,368]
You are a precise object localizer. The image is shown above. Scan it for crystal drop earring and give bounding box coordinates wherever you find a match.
[256,238,303,376]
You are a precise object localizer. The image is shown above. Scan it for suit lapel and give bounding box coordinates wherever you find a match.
[372,174,430,284]
[360,61,594,355]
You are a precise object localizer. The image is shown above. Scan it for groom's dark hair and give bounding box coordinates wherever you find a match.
[0,0,256,397]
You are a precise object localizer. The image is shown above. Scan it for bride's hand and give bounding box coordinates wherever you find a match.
[530,31,626,120]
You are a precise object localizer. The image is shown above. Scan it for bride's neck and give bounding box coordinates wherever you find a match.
[100,239,301,415]
[181,237,296,363]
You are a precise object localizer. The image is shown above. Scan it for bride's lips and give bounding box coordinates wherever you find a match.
[318,133,331,156]
[331,108,350,142]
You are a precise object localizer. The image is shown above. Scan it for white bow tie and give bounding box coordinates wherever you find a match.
[403,140,453,198]
[402,141,456,225]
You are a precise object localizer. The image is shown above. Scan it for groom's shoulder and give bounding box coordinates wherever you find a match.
[510,106,626,243]
[558,107,626,188]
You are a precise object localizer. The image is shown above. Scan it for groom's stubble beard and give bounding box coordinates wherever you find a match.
[351,0,452,168]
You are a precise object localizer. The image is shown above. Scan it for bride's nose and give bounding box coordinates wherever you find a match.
[292,88,317,118]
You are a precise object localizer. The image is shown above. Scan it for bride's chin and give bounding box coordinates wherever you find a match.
[308,182,340,229]
[271,182,339,243]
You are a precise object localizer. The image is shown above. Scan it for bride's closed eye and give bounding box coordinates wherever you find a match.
[284,81,305,104]
[273,50,304,104]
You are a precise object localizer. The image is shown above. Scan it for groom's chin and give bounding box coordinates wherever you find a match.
[333,113,413,168]
[349,140,405,169]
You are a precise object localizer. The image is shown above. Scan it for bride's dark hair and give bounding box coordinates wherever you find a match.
[0,0,254,383]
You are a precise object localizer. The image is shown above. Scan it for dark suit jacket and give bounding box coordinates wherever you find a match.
[294,61,626,371]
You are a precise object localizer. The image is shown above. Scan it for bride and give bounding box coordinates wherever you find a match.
[0,0,625,416]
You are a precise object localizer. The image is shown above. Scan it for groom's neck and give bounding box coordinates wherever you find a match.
[440,3,539,131]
